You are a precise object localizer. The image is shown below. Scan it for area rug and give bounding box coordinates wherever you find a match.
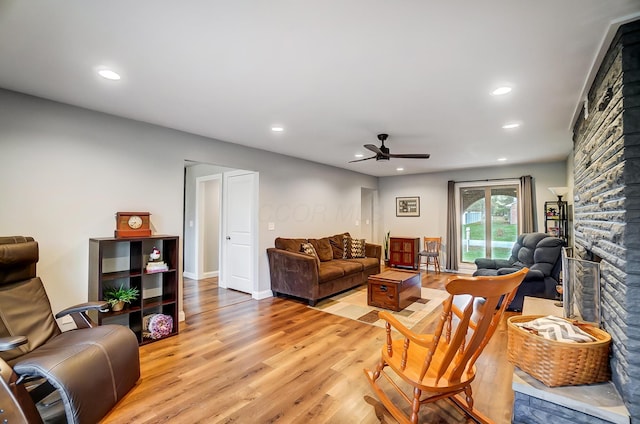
[309,285,449,330]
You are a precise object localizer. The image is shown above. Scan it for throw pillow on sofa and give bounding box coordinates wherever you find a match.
[300,243,321,268]
[309,238,334,261]
[343,237,366,259]
[275,237,308,253]
[329,232,350,259]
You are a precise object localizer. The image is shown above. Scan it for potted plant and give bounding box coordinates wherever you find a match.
[383,231,390,267]
[104,284,140,312]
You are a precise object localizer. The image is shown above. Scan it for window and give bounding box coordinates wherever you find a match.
[456,180,520,270]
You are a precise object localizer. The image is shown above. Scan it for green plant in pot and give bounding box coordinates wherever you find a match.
[383,231,390,266]
[104,284,140,312]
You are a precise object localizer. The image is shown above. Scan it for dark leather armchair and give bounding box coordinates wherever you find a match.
[473,232,564,311]
[0,236,140,423]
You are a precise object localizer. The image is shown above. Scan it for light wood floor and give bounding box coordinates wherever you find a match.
[100,270,518,424]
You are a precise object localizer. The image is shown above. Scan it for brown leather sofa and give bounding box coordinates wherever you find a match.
[267,232,381,306]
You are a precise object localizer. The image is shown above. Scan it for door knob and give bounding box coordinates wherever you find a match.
[226,236,231,240]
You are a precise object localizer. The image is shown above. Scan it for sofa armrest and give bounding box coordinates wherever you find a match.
[0,336,27,351]
[495,259,515,268]
[497,267,520,275]
[55,301,109,329]
[365,243,382,260]
[523,269,545,281]
[475,258,497,269]
[55,301,109,319]
[478,259,514,269]
[267,248,319,300]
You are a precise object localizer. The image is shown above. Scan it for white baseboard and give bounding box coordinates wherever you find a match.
[183,271,218,280]
[179,310,185,322]
[253,289,273,300]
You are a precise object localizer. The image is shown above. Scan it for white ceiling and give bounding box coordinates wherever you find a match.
[1,1,639,177]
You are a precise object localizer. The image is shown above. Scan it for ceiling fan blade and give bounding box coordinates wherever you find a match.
[387,153,431,159]
[349,156,377,163]
[364,144,385,155]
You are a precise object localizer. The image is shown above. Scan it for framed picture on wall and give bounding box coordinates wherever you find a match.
[396,196,420,217]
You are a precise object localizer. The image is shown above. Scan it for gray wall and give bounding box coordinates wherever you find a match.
[0,89,378,315]
[0,87,572,326]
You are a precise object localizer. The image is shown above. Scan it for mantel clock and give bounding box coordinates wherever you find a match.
[115,212,151,238]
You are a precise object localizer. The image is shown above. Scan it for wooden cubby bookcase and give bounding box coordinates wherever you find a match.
[88,235,179,345]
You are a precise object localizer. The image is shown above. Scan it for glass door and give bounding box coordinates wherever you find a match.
[459,183,520,265]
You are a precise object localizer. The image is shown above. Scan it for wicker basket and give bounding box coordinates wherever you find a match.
[507,315,611,387]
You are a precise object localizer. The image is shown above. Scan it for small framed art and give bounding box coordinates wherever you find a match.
[396,197,420,217]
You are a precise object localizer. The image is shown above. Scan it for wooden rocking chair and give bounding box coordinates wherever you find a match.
[364,268,528,424]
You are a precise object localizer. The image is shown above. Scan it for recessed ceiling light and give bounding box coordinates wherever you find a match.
[271,126,284,132]
[355,153,364,158]
[396,167,404,171]
[502,122,520,129]
[98,69,121,81]
[491,86,512,96]
[497,157,507,162]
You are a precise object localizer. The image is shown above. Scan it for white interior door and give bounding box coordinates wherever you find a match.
[221,170,257,294]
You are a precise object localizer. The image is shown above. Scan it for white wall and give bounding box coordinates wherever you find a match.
[378,161,568,260]
[0,89,378,315]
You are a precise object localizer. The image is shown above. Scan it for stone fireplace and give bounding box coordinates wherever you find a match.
[572,19,640,422]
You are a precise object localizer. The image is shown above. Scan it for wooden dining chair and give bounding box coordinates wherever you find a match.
[364,268,528,424]
[418,237,441,273]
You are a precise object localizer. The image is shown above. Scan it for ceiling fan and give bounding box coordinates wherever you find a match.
[349,133,430,163]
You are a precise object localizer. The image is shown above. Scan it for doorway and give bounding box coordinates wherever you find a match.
[360,188,375,241]
[183,162,258,296]
[195,174,221,279]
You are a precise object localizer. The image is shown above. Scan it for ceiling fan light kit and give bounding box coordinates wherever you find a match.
[349,134,430,163]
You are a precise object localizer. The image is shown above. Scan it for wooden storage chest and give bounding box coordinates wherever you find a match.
[367,269,421,312]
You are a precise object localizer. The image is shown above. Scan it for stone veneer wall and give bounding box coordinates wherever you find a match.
[513,392,619,424]
[572,20,640,422]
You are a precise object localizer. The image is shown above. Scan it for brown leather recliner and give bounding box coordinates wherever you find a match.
[0,236,140,423]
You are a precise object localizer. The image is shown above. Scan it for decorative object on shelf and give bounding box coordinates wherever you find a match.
[149,247,161,261]
[546,187,569,243]
[395,196,420,217]
[143,313,174,339]
[103,284,140,312]
[115,212,151,238]
[146,246,169,273]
